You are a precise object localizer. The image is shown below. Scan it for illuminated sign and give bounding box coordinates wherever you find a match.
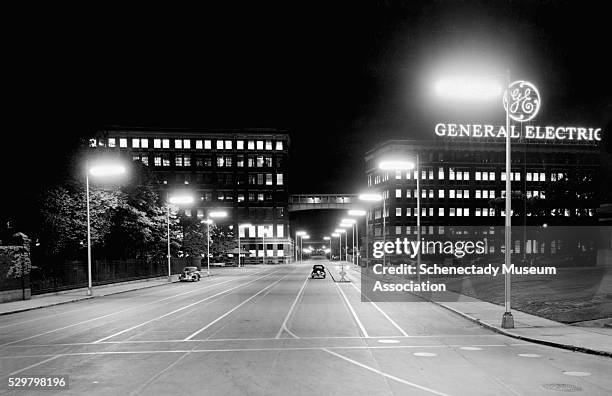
[503,80,541,122]
[434,123,602,141]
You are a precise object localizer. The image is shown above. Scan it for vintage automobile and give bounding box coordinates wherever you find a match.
[311,264,326,279]
[179,266,201,282]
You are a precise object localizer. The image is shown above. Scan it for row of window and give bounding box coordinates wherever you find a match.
[134,154,283,168]
[370,207,594,219]
[389,188,549,200]
[370,168,566,185]
[156,172,284,187]
[94,137,285,151]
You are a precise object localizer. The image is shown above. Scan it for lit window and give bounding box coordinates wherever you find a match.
[438,208,444,216]
[395,189,402,198]
[89,138,97,147]
[429,170,434,180]
[449,168,455,180]
[540,173,545,181]
[406,171,412,179]
[204,140,212,149]
[438,190,444,198]
[277,224,284,238]
[476,208,481,217]
[154,139,161,148]
[483,172,489,181]
[490,172,495,181]
[456,208,462,216]
[429,189,434,198]
[456,171,463,181]
[175,156,183,167]
[464,208,469,216]
[476,172,481,181]
[421,189,426,198]
[464,190,469,198]
[450,190,455,199]
[184,209,192,217]
[406,208,412,216]
[257,141,264,150]
[184,155,191,167]
[429,208,433,216]
[248,140,255,149]
[154,156,161,167]
[197,209,204,218]
[237,194,245,202]
[482,208,488,217]
[141,139,148,148]
[463,172,469,180]
[527,172,532,181]
[476,190,481,199]
[196,140,203,149]
[395,170,402,180]
[162,139,170,148]
[276,141,283,150]
[457,190,463,199]
[108,138,116,147]
[217,156,224,167]
[258,193,264,201]
[421,170,426,180]
[266,173,273,185]
[225,140,232,149]
[276,173,284,185]
[265,140,272,150]
[175,139,182,149]
[396,208,402,216]
[438,167,444,180]
[421,207,426,217]
[217,140,223,150]
[237,140,244,149]
[120,138,128,148]
[162,156,170,167]
[406,189,411,198]
[183,139,191,149]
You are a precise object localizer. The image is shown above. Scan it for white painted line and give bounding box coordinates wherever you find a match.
[0,271,274,347]
[275,273,310,339]
[563,371,591,377]
[334,281,369,338]
[348,281,409,337]
[322,348,450,396]
[517,353,541,358]
[2,355,63,378]
[184,272,292,341]
[93,269,283,343]
[378,339,400,344]
[1,344,521,360]
[128,352,191,396]
[459,346,482,351]
[413,352,437,357]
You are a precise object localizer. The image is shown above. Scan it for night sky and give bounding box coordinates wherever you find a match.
[4,1,611,235]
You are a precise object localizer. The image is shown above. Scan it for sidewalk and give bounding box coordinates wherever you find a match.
[337,264,612,358]
[0,275,180,316]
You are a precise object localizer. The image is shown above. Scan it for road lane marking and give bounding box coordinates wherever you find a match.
[322,348,450,396]
[128,351,192,396]
[0,344,525,359]
[0,269,280,347]
[334,281,369,338]
[2,355,63,378]
[275,273,310,339]
[93,269,284,343]
[413,352,437,357]
[348,281,409,337]
[184,271,293,341]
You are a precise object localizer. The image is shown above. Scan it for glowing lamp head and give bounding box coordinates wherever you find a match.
[302,235,310,240]
[296,231,307,236]
[201,219,213,225]
[348,209,367,216]
[323,236,331,240]
[334,229,346,233]
[169,195,195,205]
[89,163,127,177]
[331,233,340,238]
[341,218,356,224]
[358,193,383,202]
[434,76,502,101]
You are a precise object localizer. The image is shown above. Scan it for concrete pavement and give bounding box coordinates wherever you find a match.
[1,260,611,395]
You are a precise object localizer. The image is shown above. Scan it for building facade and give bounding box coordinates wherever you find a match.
[90,127,292,263]
[364,136,601,258]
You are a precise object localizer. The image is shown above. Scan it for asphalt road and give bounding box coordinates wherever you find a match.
[1,261,611,395]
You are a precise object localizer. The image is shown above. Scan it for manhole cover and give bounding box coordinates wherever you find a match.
[542,383,582,392]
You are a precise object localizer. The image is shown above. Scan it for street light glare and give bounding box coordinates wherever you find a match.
[434,76,502,101]
[334,229,346,233]
[89,164,127,177]
[331,233,340,238]
[341,218,356,224]
[302,235,310,239]
[339,223,351,228]
[323,236,331,240]
[359,193,383,201]
[379,160,414,170]
[296,231,307,236]
[169,195,195,205]
[209,211,228,218]
[348,209,367,216]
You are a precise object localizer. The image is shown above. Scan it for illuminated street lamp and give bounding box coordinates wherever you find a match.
[85,161,127,296]
[433,71,538,329]
[339,223,352,264]
[237,223,252,268]
[359,193,383,266]
[347,209,366,266]
[341,218,357,264]
[334,228,346,262]
[167,193,195,281]
[201,210,227,275]
[295,230,306,262]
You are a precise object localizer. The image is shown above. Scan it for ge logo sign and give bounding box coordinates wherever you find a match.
[503,80,541,122]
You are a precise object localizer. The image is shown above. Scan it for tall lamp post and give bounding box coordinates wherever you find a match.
[358,193,384,267]
[340,219,356,264]
[348,209,366,266]
[167,193,195,281]
[334,229,346,262]
[301,235,310,261]
[435,72,539,329]
[202,210,228,276]
[86,162,127,296]
[295,230,306,262]
[331,233,340,261]
[237,223,252,268]
[323,236,331,259]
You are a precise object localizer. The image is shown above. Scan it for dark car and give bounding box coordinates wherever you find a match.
[311,264,326,279]
[179,266,201,282]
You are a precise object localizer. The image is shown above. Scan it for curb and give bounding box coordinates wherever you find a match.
[0,279,180,317]
[351,266,612,358]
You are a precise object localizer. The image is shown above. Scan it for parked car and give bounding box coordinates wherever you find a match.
[179,266,201,282]
[311,264,326,279]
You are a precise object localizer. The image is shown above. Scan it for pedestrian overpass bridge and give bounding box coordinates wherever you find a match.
[288,194,360,212]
